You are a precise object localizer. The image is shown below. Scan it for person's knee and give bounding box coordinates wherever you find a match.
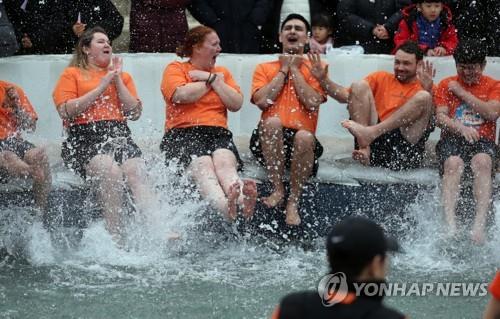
[121,158,146,184]
[444,156,465,175]
[188,156,214,176]
[87,155,123,181]
[413,91,433,112]
[350,80,370,96]
[471,153,492,173]
[293,130,315,153]
[25,147,49,166]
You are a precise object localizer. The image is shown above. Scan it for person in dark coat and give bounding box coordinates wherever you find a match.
[449,0,500,57]
[188,0,272,53]
[129,0,190,53]
[0,0,18,56]
[64,0,124,54]
[337,0,411,54]
[4,0,68,54]
[260,0,338,53]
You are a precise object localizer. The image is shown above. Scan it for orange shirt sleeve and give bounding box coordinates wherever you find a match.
[364,71,382,95]
[53,68,78,108]
[122,72,139,99]
[221,67,241,94]
[251,63,270,100]
[490,272,500,300]
[161,61,188,103]
[434,78,450,109]
[488,80,500,101]
[15,85,37,121]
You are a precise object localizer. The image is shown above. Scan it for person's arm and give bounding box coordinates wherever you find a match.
[484,298,500,319]
[171,69,212,104]
[416,60,435,94]
[289,58,324,111]
[2,87,36,132]
[252,57,290,111]
[435,105,480,142]
[307,53,349,103]
[210,72,243,112]
[448,81,500,121]
[111,57,142,120]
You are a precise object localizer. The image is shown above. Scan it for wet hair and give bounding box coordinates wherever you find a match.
[395,40,424,61]
[69,26,109,69]
[453,38,487,65]
[280,13,311,33]
[176,25,215,58]
[311,13,332,29]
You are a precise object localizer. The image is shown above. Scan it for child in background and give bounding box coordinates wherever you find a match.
[394,0,457,56]
[309,13,334,54]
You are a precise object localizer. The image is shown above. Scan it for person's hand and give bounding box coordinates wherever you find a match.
[211,72,225,88]
[72,21,86,37]
[417,60,435,92]
[21,34,32,49]
[426,48,436,56]
[459,124,480,143]
[99,70,116,90]
[448,80,464,96]
[289,55,303,70]
[307,52,328,81]
[188,70,210,82]
[2,87,20,113]
[111,56,123,76]
[433,46,446,56]
[376,25,389,39]
[279,54,292,73]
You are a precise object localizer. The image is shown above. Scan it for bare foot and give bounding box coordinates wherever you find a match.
[470,222,486,245]
[285,201,301,226]
[341,120,375,149]
[262,188,285,208]
[352,147,371,166]
[241,179,258,219]
[166,231,182,240]
[227,182,241,221]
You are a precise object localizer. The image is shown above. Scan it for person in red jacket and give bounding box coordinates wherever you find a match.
[394,0,458,56]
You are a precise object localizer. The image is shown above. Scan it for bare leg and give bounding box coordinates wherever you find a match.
[86,155,125,241]
[121,157,157,213]
[343,90,433,148]
[345,81,378,164]
[286,130,316,226]
[187,156,237,220]
[259,117,286,207]
[441,156,464,236]
[24,148,51,212]
[470,153,493,244]
[241,179,258,219]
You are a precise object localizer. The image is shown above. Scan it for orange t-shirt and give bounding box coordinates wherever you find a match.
[251,59,326,134]
[434,75,500,141]
[365,71,425,122]
[160,61,241,130]
[52,67,139,126]
[0,81,38,140]
[490,271,500,301]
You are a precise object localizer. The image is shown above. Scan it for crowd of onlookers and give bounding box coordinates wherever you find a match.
[1,0,499,57]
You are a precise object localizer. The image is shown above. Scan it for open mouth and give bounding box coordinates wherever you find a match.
[287,36,298,44]
[103,49,111,55]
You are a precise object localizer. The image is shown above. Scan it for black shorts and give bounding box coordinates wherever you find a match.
[436,135,497,177]
[160,126,243,170]
[62,120,142,179]
[0,137,35,182]
[249,126,324,177]
[370,128,431,170]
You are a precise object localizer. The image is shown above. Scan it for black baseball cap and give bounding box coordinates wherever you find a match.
[327,216,400,263]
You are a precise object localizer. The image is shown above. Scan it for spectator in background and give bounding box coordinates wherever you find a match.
[309,13,334,54]
[129,0,190,53]
[337,0,410,54]
[64,0,123,54]
[0,0,18,57]
[188,0,272,53]
[394,0,457,56]
[260,0,338,53]
[4,0,68,54]
[449,0,500,57]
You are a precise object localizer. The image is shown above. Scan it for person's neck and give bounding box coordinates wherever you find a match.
[88,62,108,72]
[189,57,211,71]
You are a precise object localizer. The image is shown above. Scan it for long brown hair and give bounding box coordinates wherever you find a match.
[176,25,215,58]
[69,26,109,69]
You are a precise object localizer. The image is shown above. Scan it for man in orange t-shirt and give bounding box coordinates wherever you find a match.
[342,40,435,170]
[434,39,500,244]
[250,14,327,226]
[0,81,51,211]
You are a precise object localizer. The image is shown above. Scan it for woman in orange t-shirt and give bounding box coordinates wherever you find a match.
[160,25,256,221]
[53,27,155,241]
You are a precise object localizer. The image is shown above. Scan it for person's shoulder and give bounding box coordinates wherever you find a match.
[367,70,392,81]
[480,75,500,86]
[0,80,16,90]
[255,60,280,69]
[61,66,81,77]
[279,290,317,316]
[369,304,406,319]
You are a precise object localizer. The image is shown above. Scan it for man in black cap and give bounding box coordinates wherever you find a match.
[271,216,406,319]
